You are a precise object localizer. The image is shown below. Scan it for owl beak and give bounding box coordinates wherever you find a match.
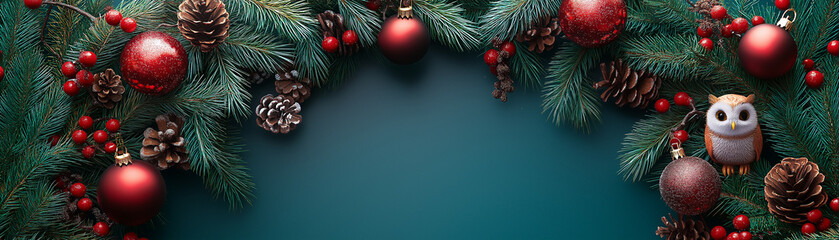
[731,122,736,130]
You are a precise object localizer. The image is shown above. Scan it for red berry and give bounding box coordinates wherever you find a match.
[721,25,734,38]
[655,99,670,113]
[105,119,120,132]
[674,92,692,106]
[725,232,741,240]
[802,223,817,235]
[365,0,380,11]
[733,215,750,230]
[77,197,93,211]
[0,66,4,82]
[819,218,832,231]
[673,130,689,143]
[321,36,339,53]
[78,51,97,68]
[69,183,86,197]
[342,30,359,45]
[484,49,499,66]
[700,38,714,51]
[24,0,42,9]
[803,59,815,71]
[806,70,824,89]
[72,130,87,144]
[731,18,749,34]
[710,5,727,20]
[61,61,77,78]
[105,10,123,26]
[775,0,790,10]
[120,17,137,33]
[78,116,93,129]
[697,26,713,38]
[828,40,839,56]
[740,231,752,240]
[92,130,108,144]
[831,198,839,212]
[75,69,94,86]
[124,232,138,240]
[751,16,765,25]
[82,145,95,158]
[93,222,109,236]
[501,41,516,56]
[104,142,117,153]
[711,226,727,240]
[49,134,60,147]
[63,80,80,96]
[808,209,824,223]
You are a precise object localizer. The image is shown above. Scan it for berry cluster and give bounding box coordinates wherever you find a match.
[483,41,516,75]
[105,9,137,33]
[655,91,692,113]
[61,51,98,96]
[322,30,359,53]
[710,214,753,240]
[53,173,111,237]
[801,209,832,235]
[696,4,760,51]
[73,116,121,159]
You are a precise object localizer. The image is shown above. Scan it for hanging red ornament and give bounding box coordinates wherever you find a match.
[97,137,166,226]
[378,2,429,64]
[738,11,797,79]
[558,0,626,48]
[659,142,721,215]
[121,31,188,95]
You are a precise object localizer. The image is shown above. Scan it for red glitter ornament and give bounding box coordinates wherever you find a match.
[558,0,626,48]
[97,160,166,226]
[738,24,797,79]
[120,31,188,95]
[659,149,721,215]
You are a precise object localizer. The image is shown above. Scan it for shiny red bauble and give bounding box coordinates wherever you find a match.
[711,226,727,240]
[484,49,499,65]
[93,130,108,143]
[655,99,670,113]
[806,70,824,88]
[97,160,166,226]
[501,41,516,56]
[77,197,93,211]
[803,59,815,70]
[559,0,626,48]
[740,231,752,240]
[710,5,727,20]
[105,10,123,26]
[93,222,109,236]
[24,0,42,9]
[342,30,359,45]
[72,130,87,144]
[731,18,749,34]
[70,183,86,197]
[76,70,94,86]
[659,156,721,215]
[700,38,714,51]
[819,218,832,231]
[775,0,790,10]
[733,215,750,230]
[78,116,93,129]
[61,61,77,78]
[79,51,97,68]
[322,37,339,53]
[831,198,839,211]
[120,18,137,33]
[121,31,188,95]
[808,209,824,223]
[738,24,797,79]
[82,145,95,158]
[106,119,120,132]
[378,16,430,64]
[802,223,817,235]
[751,16,765,25]
[829,40,839,56]
[674,92,692,106]
[697,26,713,38]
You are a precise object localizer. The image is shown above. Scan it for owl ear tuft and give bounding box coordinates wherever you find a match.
[746,94,755,103]
[709,95,718,104]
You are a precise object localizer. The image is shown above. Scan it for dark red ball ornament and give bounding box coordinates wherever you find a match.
[738,23,797,79]
[378,5,429,65]
[97,160,166,226]
[659,144,721,215]
[120,31,187,95]
[559,0,626,48]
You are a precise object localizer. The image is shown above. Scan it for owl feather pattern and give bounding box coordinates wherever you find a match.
[705,94,763,176]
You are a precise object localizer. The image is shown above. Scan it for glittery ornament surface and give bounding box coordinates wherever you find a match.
[559,0,627,48]
[120,31,188,95]
[659,156,721,215]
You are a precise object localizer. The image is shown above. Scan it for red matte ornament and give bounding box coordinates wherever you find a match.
[121,31,188,95]
[738,24,797,78]
[0,66,5,82]
[659,153,721,215]
[558,0,626,48]
[97,160,166,226]
[378,15,430,64]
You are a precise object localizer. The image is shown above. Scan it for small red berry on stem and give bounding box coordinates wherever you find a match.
[76,70,94,86]
[105,9,123,26]
[63,80,80,96]
[69,183,86,197]
[484,49,499,66]
[92,130,108,144]
[674,92,692,106]
[731,18,749,34]
[93,222,109,236]
[721,25,734,38]
[342,30,358,45]
[49,135,60,147]
[124,232,139,240]
[673,130,689,143]
[802,223,817,235]
[806,70,824,89]
[365,0,380,11]
[106,119,120,132]
[322,37,339,53]
[740,231,752,240]
[725,232,741,240]
[24,0,42,9]
[751,16,765,25]
[697,26,712,38]
[808,209,824,223]
[78,116,93,129]
[77,197,93,211]
[828,40,839,56]
[78,51,97,68]
[733,215,750,230]
[803,59,815,71]
[775,0,790,10]
[655,99,670,113]
[818,218,832,231]
[104,142,117,153]
[72,130,87,144]
[710,5,727,20]
[120,17,137,33]
[700,38,714,51]
[831,198,839,212]
[711,226,727,240]
[82,145,95,158]
[61,61,77,78]
[501,41,516,56]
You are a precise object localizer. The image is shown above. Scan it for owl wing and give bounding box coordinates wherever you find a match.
[705,125,717,163]
[754,126,763,162]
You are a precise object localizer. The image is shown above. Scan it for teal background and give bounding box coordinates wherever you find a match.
[147,47,672,239]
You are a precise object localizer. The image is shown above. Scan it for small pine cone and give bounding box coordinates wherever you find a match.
[688,0,720,17]
[274,69,312,103]
[765,157,828,223]
[656,214,712,240]
[318,10,359,56]
[91,69,125,109]
[255,94,302,134]
[593,59,661,108]
[141,114,189,170]
[177,0,230,52]
[515,16,561,53]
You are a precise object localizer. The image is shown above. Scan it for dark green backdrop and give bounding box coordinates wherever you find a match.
[143,47,671,239]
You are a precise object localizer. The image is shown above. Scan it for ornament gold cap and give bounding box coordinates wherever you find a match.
[776,8,797,30]
[397,0,413,19]
[114,133,132,166]
[670,141,686,160]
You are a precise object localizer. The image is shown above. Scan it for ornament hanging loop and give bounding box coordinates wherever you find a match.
[670,140,686,160]
[114,133,132,166]
[397,0,414,19]
[777,8,797,30]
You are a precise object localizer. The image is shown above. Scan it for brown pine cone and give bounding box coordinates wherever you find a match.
[177,0,230,52]
[593,59,661,108]
[656,214,711,240]
[515,16,561,53]
[765,157,828,223]
[688,0,721,17]
[255,94,302,134]
[318,10,359,56]
[141,114,189,170]
[491,38,515,102]
[91,69,125,109]
[274,69,312,103]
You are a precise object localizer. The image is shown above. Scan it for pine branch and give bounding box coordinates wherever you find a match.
[226,0,316,43]
[510,41,544,89]
[208,49,251,119]
[541,44,603,131]
[413,0,480,52]
[478,0,561,43]
[624,0,697,35]
[295,33,330,85]
[219,24,295,73]
[619,34,711,81]
[338,0,381,47]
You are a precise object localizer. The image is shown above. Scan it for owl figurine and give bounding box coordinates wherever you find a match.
[705,94,763,176]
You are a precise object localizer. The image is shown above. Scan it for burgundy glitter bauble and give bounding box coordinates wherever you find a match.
[120,31,188,95]
[97,160,166,226]
[738,24,797,79]
[377,16,429,64]
[559,0,627,48]
[659,156,721,215]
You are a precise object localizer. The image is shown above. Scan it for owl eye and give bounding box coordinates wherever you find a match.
[716,110,727,121]
[739,110,750,121]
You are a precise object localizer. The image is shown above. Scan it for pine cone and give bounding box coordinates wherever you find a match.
[274,69,313,103]
[255,94,302,134]
[491,38,515,102]
[656,214,712,240]
[688,0,721,17]
[91,69,125,109]
[765,157,828,223]
[177,0,230,52]
[141,114,189,170]
[593,59,661,108]
[515,16,561,53]
[318,10,359,56]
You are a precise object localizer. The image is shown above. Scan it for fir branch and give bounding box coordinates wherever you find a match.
[510,41,544,89]
[338,0,382,47]
[219,24,295,73]
[208,50,251,119]
[295,33,330,85]
[478,0,561,43]
[226,0,316,43]
[413,0,481,52]
[620,34,711,81]
[624,0,697,35]
[541,44,603,131]
[0,0,41,64]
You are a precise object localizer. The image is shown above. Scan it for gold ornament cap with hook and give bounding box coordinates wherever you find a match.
[114,133,132,166]
[397,0,414,19]
[670,141,686,160]
[776,8,797,30]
